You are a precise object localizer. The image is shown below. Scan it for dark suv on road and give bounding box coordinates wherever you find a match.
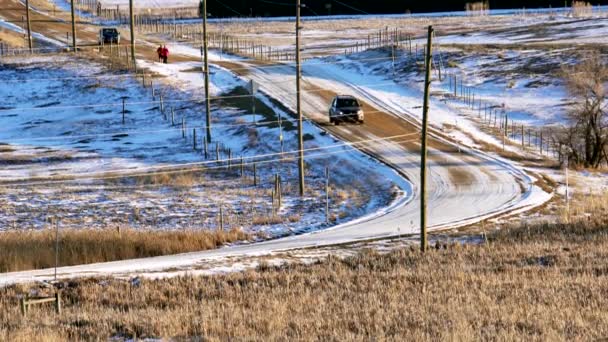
[99,27,121,45]
[329,95,364,125]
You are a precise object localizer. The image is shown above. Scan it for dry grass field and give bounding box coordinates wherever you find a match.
[0,228,249,273]
[1,195,607,340]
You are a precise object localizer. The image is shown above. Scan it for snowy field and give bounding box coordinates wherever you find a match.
[0,54,408,233]
[4,4,608,283]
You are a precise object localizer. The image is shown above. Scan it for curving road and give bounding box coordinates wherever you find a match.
[0,4,552,285]
[0,51,551,285]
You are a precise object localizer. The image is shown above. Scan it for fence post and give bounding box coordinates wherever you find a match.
[193,128,197,150]
[20,296,27,316]
[240,156,244,177]
[540,130,543,155]
[277,174,282,209]
[219,205,224,230]
[204,135,208,158]
[253,163,257,186]
[55,292,61,314]
[325,167,330,223]
[182,117,185,139]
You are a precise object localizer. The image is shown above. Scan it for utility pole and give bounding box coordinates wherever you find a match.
[420,26,433,253]
[203,0,212,143]
[296,0,305,196]
[25,0,32,52]
[70,0,77,51]
[54,218,59,281]
[503,111,508,151]
[565,149,570,221]
[129,0,136,68]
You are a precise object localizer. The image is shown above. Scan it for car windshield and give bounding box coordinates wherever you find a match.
[103,29,118,35]
[336,98,359,107]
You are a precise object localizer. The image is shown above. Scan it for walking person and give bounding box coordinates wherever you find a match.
[161,45,169,64]
[156,45,163,63]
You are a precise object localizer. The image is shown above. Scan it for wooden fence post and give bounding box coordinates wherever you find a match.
[182,117,186,139]
[219,205,224,230]
[253,163,257,186]
[325,167,330,223]
[277,174,282,209]
[55,292,61,314]
[540,130,543,155]
[193,128,197,150]
[20,296,27,316]
[240,156,244,177]
[204,136,208,159]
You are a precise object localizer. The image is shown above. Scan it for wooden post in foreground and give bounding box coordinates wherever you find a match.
[420,25,434,253]
[70,0,77,52]
[25,0,32,52]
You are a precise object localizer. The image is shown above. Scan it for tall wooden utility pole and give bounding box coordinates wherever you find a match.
[296,0,305,196]
[70,0,76,51]
[420,25,433,253]
[25,0,32,52]
[129,0,136,68]
[203,0,212,143]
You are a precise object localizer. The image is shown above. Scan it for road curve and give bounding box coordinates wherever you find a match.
[0,51,551,285]
[0,1,551,284]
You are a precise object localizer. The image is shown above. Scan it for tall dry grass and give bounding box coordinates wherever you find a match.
[572,1,593,17]
[465,1,490,16]
[0,228,249,273]
[1,195,608,340]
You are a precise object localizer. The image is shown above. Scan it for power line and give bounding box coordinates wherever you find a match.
[331,0,369,15]
[2,132,421,187]
[212,0,245,17]
[1,55,403,84]
[0,109,408,143]
[0,79,401,113]
[2,139,420,189]
[258,0,293,6]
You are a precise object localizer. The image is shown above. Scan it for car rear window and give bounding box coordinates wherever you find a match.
[336,98,359,107]
[103,29,118,35]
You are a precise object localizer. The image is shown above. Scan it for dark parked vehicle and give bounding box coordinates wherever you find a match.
[329,95,364,125]
[99,28,121,45]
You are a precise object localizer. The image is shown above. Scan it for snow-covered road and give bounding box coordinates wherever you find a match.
[0,47,552,285]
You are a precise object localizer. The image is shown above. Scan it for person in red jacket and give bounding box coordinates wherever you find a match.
[156,45,163,62]
[161,45,169,64]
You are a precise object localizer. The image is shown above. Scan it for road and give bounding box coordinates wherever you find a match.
[0,3,552,285]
